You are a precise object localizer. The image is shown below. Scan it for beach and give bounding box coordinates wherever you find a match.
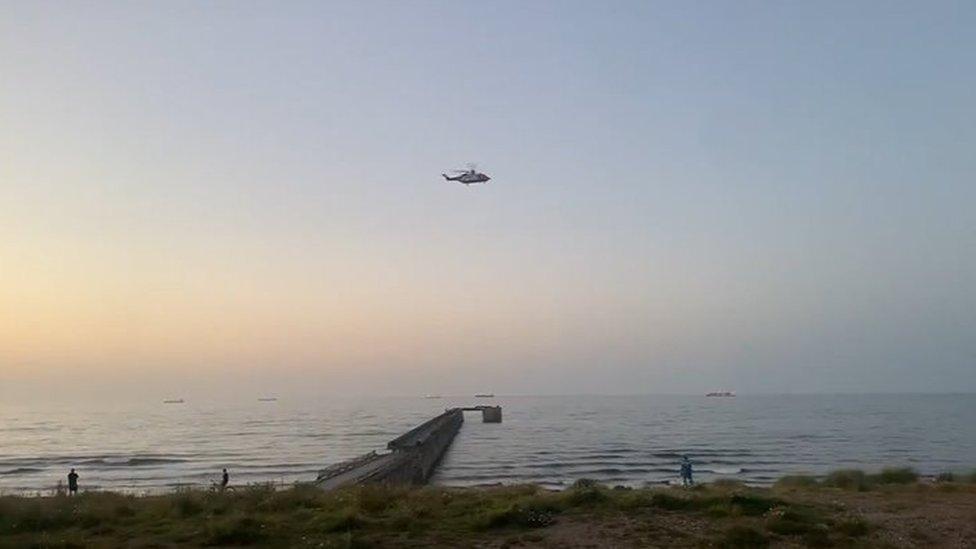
[2,473,975,547]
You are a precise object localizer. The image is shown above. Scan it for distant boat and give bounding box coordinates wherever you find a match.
[706,391,736,397]
[163,399,185,404]
[258,397,278,402]
[424,395,442,399]
[475,393,495,398]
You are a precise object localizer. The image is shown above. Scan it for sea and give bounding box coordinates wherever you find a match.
[2,394,975,495]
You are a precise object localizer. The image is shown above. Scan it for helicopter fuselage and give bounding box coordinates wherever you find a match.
[443,171,490,184]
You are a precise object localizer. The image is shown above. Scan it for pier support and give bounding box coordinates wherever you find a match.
[481,406,502,423]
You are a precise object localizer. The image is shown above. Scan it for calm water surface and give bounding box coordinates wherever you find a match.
[2,394,974,494]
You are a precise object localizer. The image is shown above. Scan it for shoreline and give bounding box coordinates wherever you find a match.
[2,469,975,547]
[4,466,973,499]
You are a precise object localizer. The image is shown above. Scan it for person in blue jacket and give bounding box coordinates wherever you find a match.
[680,456,694,486]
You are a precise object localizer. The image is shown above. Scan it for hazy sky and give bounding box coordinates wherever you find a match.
[2,1,974,401]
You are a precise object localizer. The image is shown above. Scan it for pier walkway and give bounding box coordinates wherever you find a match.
[315,406,501,490]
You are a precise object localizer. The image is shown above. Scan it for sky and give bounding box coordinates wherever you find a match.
[1,1,974,401]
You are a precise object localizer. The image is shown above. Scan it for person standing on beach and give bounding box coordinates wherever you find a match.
[221,468,229,489]
[680,456,694,486]
[67,468,79,495]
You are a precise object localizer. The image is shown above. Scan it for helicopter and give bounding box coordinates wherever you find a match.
[442,164,491,185]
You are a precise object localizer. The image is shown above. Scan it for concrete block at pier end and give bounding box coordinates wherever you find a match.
[482,406,502,423]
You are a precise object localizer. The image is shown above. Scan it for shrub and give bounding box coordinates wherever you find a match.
[710,478,746,490]
[721,525,769,548]
[565,484,607,507]
[764,508,820,536]
[571,478,597,489]
[726,494,779,517]
[257,483,326,512]
[936,472,955,483]
[110,498,136,519]
[355,485,396,514]
[206,516,265,546]
[802,527,832,548]
[835,517,871,537]
[767,516,812,535]
[318,511,364,533]
[650,493,694,511]
[774,475,819,489]
[173,492,204,517]
[613,491,655,511]
[823,470,869,491]
[483,503,556,530]
[871,467,917,485]
[0,497,75,533]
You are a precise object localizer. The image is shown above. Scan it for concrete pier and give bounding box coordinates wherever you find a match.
[315,406,500,490]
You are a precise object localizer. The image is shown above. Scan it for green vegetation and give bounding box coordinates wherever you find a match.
[872,467,918,485]
[0,471,973,547]
[720,525,769,548]
[822,469,870,490]
[775,467,920,492]
[774,474,819,489]
[934,469,976,484]
[936,471,956,483]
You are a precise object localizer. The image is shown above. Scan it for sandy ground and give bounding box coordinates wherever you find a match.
[793,485,976,548]
[470,485,976,548]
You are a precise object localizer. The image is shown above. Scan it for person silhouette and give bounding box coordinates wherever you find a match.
[680,456,694,486]
[221,468,229,489]
[67,468,79,495]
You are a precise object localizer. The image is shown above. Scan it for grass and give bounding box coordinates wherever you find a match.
[0,471,972,547]
[872,467,919,485]
[774,474,819,489]
[936,472,956,483]
[822,469,871,490]
[722,525,770,547]
[774,467,920,492]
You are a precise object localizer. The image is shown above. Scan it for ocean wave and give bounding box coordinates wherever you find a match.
[336,431,398,438]
[707,467,744,475]
[0,467,43,475]
[652,450,755,459]
[574,453,634,460]
[78,457,188,467]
